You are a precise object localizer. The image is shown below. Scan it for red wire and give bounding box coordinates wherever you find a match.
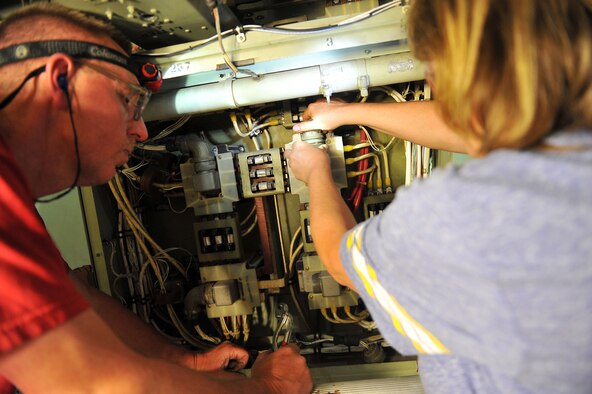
[348,129,369,212]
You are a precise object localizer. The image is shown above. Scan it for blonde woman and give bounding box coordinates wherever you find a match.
[287,0,592,392]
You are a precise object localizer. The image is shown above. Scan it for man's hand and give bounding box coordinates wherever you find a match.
[179,342,249,372]
[285,141,331,185]
[250,344,313,394]
[292,101,349,133]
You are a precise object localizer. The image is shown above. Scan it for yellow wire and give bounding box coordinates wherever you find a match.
[320,308,341,324]
[288,243,304,275]
[232,316,240,340]
[219,317,231,340]
[240,203,257,226]
[344,306,370,322]
[263,129,272,149]
[167,305,208,349]
[242,315,250,343]
[331,306,355,323]
[109,180,165,288]
[345,142,392,189]
[289,226,302,258]
[347,165,376,177]
[112,176,187,280]
[194,325,221,345]
[241,216,258,236]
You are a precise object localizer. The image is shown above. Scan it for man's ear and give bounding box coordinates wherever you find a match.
[44,53,75,106]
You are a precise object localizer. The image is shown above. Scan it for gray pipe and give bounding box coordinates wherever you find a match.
[144,53,425,121]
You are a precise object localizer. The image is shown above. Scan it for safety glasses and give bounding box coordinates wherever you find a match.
[76,60,151,121]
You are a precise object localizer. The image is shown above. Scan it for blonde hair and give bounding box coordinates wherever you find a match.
[408,0,592,154]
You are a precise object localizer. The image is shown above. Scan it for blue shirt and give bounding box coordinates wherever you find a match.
[340,129,592,393]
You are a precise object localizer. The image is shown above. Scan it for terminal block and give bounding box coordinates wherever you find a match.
[237,148,289,198]
[297,254,358,310]
[299,210,316,253]
[184,262,260,320]
[363,193,395,219]
[194,215,243,263]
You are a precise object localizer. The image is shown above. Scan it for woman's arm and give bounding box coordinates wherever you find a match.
[294,100,467,153]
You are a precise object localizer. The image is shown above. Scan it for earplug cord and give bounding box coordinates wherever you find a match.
[37,74,81,203]
[0,65,46,110]
[0,65,81,203]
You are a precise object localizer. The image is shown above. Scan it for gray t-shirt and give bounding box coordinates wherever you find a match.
[340,129,592,393]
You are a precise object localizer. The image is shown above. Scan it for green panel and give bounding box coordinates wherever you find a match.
[36,188,91,269]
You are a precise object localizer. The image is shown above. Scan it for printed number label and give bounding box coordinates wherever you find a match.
[167,62,190,77]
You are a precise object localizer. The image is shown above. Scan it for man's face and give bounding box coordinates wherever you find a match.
[71,59,148,185]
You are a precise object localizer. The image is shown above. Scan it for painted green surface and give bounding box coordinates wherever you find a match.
[36,188,91,269]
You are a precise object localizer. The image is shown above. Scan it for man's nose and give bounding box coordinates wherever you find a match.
[128,118,148,142]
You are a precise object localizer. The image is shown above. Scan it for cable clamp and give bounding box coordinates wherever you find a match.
[234,25,246,43]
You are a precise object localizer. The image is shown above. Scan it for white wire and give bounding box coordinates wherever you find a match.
[336,0,402,26]
[213,6,239,74]
[241,216,258,236]
[148,115,191,142]
[166,196,189,214]
[137,1,405,57]
[136,144,167,152]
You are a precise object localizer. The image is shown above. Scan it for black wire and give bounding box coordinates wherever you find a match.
[0,66,46,110]
[37,84,82,203]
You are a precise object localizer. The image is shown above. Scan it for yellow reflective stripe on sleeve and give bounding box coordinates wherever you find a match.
[391,316,405,336]
[347,225,449,355]
[351,243,376,298]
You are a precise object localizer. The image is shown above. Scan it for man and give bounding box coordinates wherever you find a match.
[0,4,312,393]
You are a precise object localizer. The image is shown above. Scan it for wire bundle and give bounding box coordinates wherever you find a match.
[347,129,371,211]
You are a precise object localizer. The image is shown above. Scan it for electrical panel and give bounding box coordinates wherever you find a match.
[55,1,444,391]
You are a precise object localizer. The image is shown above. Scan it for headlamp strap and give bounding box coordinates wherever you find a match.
[0,40,130,70]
